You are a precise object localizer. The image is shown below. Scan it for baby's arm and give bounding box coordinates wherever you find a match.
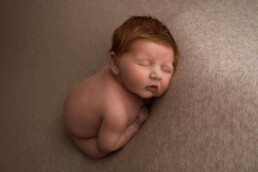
[97,107,148,153]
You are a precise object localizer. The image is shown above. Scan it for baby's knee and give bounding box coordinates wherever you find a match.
[72,137,109,158]
[87,150,107,158]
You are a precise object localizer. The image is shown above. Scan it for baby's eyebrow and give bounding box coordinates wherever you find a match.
[136,53,152,60]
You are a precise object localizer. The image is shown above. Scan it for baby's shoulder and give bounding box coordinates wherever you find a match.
[102,96,128,126]
[102,86,127,114]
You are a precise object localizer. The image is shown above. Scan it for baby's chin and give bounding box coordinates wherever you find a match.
[130,86,168,98]
[139,95,153,99]
[137,91,164,99]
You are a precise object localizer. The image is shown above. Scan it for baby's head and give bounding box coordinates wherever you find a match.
[109,16,178,98]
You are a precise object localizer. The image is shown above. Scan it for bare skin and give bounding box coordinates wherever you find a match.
[63,66,149,158]
[62,39,174,158]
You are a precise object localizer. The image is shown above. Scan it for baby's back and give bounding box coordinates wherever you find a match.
[62,65,116,139]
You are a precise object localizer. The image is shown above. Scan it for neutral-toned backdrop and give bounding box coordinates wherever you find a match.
[1,0,257,171]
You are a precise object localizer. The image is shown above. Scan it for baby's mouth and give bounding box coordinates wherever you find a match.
[146,85,158,92]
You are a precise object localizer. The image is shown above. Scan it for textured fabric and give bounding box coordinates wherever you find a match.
[0,0,257,171]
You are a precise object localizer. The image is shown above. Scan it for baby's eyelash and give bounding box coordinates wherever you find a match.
[162,66,172,73]
[138,61,151,66]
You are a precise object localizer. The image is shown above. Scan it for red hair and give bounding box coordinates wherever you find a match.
[109,16,178,68]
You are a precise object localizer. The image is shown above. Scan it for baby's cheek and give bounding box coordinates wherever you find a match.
[130,71,146,85]
[161,79,171,93]
[133,75,146,88]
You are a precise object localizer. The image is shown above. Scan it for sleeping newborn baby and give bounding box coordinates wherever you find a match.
[62,16,178,158]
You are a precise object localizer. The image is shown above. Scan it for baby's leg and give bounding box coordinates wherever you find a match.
[71,136,109,158]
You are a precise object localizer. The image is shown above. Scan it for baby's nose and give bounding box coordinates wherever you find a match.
[150,67,162,80]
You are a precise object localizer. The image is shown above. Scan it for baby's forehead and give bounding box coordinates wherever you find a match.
[135,52,173,62]
[131,39,173,53]
[131,44,174,62]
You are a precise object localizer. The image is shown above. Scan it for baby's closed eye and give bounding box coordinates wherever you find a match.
[138,60,151,66]
[161,66,173,73]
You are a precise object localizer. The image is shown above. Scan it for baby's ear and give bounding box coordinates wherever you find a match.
[110,52,120,75]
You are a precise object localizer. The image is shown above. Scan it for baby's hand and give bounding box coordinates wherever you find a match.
[142,98,153,107]
[135,107,150,127]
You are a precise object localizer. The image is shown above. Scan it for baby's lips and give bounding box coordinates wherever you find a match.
[146,85,158,92]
